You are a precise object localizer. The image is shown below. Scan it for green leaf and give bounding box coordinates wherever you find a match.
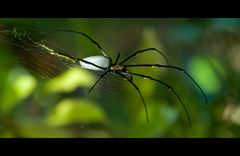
[44,66,95,93]
[189,56,222,94]
[47,98,107,126]
[0,67,37,114]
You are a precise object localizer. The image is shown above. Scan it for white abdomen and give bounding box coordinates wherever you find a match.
[79,55,111,71]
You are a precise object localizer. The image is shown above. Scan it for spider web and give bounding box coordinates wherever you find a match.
[0,23,133,130]
[0,23,210,137]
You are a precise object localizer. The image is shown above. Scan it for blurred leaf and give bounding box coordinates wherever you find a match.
[44,66,95,94]
[8,67,37,99]
[189,56,222,95]
[1,67,37,114]
[47,98,107,126]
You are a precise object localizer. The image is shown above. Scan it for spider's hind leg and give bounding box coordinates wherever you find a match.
[88,70,108,93]
[117,73,149,123]
[123,70,133,81]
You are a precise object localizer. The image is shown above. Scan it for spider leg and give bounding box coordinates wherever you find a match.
[121,71,192,127]
[119,48,169,65]
[88,70,109,93]
[114,53,120,64]
[130,74,133,81]
[124,64,208,104]
[116,73,149,123]
[54,30,107,56]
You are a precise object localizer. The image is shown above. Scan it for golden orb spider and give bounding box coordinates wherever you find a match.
[53,30,208,127]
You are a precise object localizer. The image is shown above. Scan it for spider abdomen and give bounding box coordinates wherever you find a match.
[79,55,111,71]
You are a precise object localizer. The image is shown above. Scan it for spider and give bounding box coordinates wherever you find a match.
[52,30,208,127]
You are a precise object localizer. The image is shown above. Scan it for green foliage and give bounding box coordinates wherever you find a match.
[189,56,222,94]
[47,98,107,126]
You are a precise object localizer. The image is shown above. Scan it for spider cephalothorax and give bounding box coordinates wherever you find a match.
[110,64,126,73]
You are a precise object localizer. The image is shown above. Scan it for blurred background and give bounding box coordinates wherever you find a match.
[0,18,238,138]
